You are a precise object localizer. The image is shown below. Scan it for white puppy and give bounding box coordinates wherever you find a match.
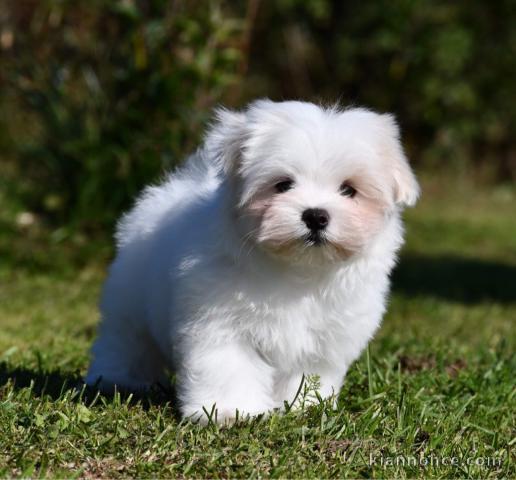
[86,100,419,423]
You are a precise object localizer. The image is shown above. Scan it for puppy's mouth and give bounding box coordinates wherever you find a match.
[304,231,327,247]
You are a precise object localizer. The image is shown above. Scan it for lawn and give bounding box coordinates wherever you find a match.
[0,175,514,478]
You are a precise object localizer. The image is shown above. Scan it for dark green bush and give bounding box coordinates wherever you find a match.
[1,0,514,231]
[1,0,244,230]
[245,0,516,178]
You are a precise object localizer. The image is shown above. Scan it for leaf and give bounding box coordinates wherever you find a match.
[77,404,92,424]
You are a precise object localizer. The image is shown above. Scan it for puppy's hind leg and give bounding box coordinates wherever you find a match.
[85,323,169,393]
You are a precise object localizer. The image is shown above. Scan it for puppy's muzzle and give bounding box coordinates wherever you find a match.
[302,208,329,245]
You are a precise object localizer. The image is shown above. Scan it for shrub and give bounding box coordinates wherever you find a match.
[1,0,515,231]
[245,0,516,178]
[1,0,244,230]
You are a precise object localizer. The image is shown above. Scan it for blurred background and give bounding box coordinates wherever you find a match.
[1,0,515,237]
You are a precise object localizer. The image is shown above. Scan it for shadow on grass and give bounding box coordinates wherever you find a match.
[0,362,178,414]
[393,253,516,304]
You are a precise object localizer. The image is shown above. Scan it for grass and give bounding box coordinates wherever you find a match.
[0,175,515,478]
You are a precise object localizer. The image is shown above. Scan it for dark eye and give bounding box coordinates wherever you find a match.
[274,179,294,193]
[339,182,357,198]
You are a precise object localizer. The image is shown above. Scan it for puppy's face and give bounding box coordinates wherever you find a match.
[209,101,419,265]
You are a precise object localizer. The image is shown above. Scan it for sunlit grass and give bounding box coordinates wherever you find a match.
[0,175,514,478]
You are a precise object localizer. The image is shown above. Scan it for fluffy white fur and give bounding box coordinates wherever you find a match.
[86,99,419,423]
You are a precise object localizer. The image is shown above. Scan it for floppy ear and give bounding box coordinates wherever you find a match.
[380,114,420,207]
[204,107,247,175]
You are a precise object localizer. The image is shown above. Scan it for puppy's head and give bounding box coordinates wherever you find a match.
[206,100,419,265]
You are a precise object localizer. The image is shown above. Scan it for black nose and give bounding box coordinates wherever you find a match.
[302,208,330,231]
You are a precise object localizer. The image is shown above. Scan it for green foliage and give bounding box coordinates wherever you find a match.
[247,0,516,175]
[1,0,515,230]
[1,0,244,229]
